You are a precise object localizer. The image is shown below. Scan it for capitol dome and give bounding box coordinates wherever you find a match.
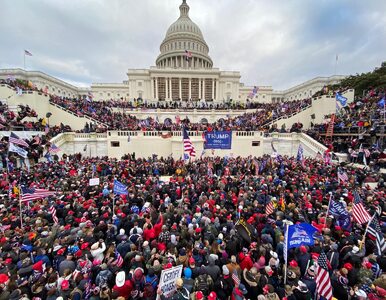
[156,0,213,69]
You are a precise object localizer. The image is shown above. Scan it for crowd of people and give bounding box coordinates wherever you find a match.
[0,153,384,300]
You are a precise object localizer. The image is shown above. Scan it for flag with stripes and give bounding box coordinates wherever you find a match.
[9,132,29,147]
[297,144,304,166]
[367,216,386,256]
[21,187,56,202]
[45,125,49,134]
[49,144,61,153]
[115,250,124,267]
[231,270,240,286]
[316,252,333,300]
[49,205,59,224]
[364,149,371,158]
[337,168,349,183]
[24,50,33,56]
[265,200,274,216]
[182,127,196,157]
[352,191,371,224]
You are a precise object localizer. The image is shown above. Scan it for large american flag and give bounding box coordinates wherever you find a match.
[231,270,240,286]
[49,144,61,153]
[21,187,56,202]
[9,132,29,147]
[316,252,333,300]
[352,191,371,224]
[182,127,196,157]
[265,200,274,216]
[367,216,386,256]
[49,205,59,224]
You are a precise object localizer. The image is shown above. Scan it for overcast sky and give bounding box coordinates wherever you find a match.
[1,0,385,90]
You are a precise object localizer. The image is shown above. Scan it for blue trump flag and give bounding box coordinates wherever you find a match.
[113,179,128,195]
[286,223,318,249]
[328,199,351,231]
[336,93,347,107]
[378,97,385,108]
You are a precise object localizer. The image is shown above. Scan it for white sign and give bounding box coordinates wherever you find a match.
[89,178,100,186]
[157,265,183,299]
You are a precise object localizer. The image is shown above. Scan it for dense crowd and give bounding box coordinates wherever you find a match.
[0,154,384,300]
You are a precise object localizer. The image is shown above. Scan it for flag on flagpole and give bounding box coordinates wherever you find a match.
[265,200,274,216]
[115,250,124,267]
[336,93,347,107]
[21,187,56,202]
[49,144,61,153]
[352,191,371,224]
[9,143,28,158]
[182,127,196,157]
[367,215,386,255]
[113,179,128,195]
[49,205,59,224]
[45,125,50,134]
[328,198,351,231]
[24,50,33,56]
[184,50,192,61]
[231,270,240,286]
[337,168,349,183]
[296,144,304,166]
[9,132,29,147]
[315,252,333,300]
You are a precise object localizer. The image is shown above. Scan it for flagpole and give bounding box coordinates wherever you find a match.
[283,224,288,285]
[24,52,26,70]
[325,193,332,229]
[360,213,375,250]
[19,185,23,229]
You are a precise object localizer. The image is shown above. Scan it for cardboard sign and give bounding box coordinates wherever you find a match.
[157,265,183,299]
[89,178,100,186]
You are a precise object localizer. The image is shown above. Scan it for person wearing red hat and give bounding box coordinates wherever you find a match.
[296,245,311,277]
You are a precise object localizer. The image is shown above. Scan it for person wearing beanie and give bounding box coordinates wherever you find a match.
[214,265,233,300]
[296,246,311,277]
[183,267,194,293]
[204,254,221,282]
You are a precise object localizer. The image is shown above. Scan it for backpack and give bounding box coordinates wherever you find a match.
[194,274,209,295]
[143,276,157,300]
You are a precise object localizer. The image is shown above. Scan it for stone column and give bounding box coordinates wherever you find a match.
[155,78,158,100]
[216,79,219,101]
[165,78,169,99]
[189,78,192,100]
[202,79,205,100]
[179,78,182,100]
[150,78,154,100]
[181,56,183,68]
[169,77,172,100]
[212,79,215,100]
[198,78,201,99]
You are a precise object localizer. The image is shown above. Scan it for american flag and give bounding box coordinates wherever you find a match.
[9,132,29,147]
[24,50,33,56]
[296,144,304,166]
[364,149,371,157]
[265,200,274,216]
[115,250,124,267]
[21,187,56,202]
[352,191,371,224]
[316,252,333,300]
[49,144,61,153]
[45,125,49,134]
[182,127,196,157]
[232,270,240,286]
[337,169,349,183]
[184,50,192,60]
[367,215,386,256]
[49,205,59,224]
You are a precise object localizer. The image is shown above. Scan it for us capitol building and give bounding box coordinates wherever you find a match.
[0,0,344,103]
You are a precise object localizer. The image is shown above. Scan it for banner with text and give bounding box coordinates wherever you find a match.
[157,265,183,299]
[204,131,232,149]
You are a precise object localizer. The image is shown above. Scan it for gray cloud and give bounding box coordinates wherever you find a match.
[0,0,385,90]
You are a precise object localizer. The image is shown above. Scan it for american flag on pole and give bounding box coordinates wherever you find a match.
[337,168,349,183]
[231,270,240,286]
[9,132,29,147]
[21,187,56,202]
[296,144,304,166]
[367,215,386,256]
[24,50,33,56]
[49,144,61,153]
[115,250,124,267]
[315,252,333,300]
[184,50,192,61]
[182,127,196,157]
[49,205,59,224]
[265,200,274,216]
[352,191,371,224]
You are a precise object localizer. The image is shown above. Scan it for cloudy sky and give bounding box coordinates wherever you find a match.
[1,0,385,90]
